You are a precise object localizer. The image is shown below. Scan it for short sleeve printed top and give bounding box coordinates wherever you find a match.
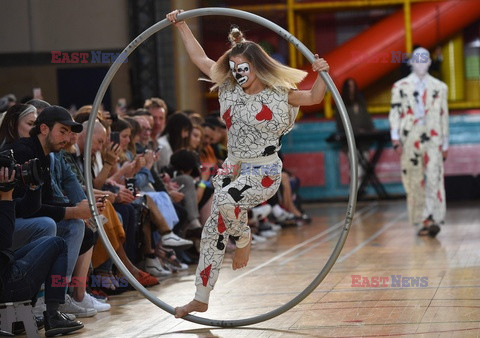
[218,81,299,159]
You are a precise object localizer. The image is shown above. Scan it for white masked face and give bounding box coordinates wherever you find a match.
[229,59,250,85]
[410,47,431,77]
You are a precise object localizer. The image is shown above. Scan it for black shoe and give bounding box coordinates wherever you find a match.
[428,224,441,238]
[258,222,273,232]
[43,311,84,337]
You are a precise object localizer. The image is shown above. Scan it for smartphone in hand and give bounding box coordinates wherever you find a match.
[110,131,120,145]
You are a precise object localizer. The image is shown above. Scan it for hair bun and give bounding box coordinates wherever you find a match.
[228,26,246,46]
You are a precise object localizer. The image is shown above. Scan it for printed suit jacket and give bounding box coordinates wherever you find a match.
[389,73,449,149]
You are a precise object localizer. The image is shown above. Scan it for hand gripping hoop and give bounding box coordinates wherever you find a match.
[84,7,358,327]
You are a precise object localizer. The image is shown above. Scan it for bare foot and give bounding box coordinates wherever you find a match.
[174,300,208,318]
[232,239,251,270]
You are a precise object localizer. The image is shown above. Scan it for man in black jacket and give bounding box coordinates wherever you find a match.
[4,106,94,280]
[0,167,84,336]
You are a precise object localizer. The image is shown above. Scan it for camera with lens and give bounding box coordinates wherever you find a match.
[0,149,43,191]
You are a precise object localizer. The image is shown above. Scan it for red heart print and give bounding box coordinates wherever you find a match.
[256,104,273,121]
[261,176,274,188]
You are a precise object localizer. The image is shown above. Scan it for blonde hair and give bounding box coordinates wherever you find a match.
[144,97,167,112]
[209,27,307,91]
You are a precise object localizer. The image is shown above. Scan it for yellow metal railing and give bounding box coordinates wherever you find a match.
[229,0,479,117]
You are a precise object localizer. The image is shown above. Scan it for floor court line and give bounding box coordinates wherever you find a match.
[337,211,407,263]
[224,203,378,286]
[279,206,380,266]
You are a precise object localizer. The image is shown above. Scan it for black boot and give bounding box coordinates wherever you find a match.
[43,311,84,337]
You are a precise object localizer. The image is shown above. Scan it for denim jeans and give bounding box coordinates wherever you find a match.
[10,217,57,251]
[56,219,85,280]
[113,203,137,263]
[0,236,67,305]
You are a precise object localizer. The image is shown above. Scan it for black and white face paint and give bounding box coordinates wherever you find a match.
[229,60,250,85]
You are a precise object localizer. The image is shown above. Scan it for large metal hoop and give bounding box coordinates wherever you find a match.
[85,7,358,328]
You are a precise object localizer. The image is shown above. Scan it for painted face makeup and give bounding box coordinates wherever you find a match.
[229,60,250,85]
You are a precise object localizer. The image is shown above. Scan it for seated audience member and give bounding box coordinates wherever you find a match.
[188,113,204,128]
[4,106,98,283]
[190,121,219,169]
[133,114,155,154]
[0,93,16,115]
[129,108,154,133]
[117,116,202,233]
[144,97,167,147]
[124,116,141,155]
[78,120,189,274]
[49,133,111,315]
[168,149,214,224]
[0,167,84,336]
[202,117,227,161]
[0,104,38,148]
[0,104,58,253]
[72,104,115,129]
[205,114,228,161]
[26,99,51,114]
[73,121,163,283]
[156,111,193,170]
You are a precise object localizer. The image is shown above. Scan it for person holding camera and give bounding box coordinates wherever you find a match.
[3,106,98,282]
[0,104,58,253]
[0,167,84,336]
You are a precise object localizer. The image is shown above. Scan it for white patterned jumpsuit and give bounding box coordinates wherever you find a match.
[389,73,449,226]
[194,81,299,303]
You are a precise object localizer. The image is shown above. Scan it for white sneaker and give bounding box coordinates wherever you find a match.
[161,232,193,249]
[166,261,189,272]
[259,230,278,238]
[252,233,267,243]
[272,204,295,222]
[145,257,172,277]
[59,294,97,318]
[33,296,46,317]
[263,220,282,231]
[251,204,272,220]
[83,293,111,312]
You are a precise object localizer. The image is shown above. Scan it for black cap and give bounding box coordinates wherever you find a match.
[36,105,83,133]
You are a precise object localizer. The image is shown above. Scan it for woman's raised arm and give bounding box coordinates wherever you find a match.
[166,9,215,77]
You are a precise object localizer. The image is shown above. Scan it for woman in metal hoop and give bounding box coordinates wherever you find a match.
[167,9,330,318]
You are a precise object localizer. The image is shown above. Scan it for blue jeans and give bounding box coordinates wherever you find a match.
[56,219,85,279]
[10,217,57,251]
[113,203,137,263]
[0,236,67,305]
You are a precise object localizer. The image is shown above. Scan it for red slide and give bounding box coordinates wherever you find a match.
[299,0,480,111]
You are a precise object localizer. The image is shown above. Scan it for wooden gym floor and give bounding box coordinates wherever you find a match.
[72,200,480,337]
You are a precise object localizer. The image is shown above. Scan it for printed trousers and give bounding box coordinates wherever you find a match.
[194,154,282,303]
[400,126,446,225]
